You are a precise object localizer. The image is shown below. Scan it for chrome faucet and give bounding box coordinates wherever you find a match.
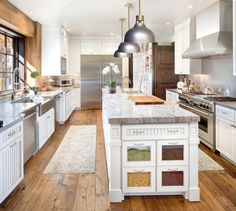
[11,67,20,100]
[122,76,131,92]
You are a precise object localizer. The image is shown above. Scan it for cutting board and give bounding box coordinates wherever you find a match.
[128,95,165,105]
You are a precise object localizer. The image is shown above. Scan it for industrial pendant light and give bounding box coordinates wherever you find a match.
[116,3,140,54]
[114,18,131,58]
[124,0,155,44]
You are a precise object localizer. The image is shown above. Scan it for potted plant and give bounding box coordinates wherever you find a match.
[102,63,120,94]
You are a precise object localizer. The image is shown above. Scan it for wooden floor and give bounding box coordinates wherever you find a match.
[0,110,236,211]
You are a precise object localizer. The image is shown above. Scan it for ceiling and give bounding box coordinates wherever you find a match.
[9,0,217,42]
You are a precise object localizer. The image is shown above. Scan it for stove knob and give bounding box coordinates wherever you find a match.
[193,102,197,106]
[205,105,209,109]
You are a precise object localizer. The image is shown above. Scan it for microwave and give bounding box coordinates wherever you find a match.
[56,79,73,87]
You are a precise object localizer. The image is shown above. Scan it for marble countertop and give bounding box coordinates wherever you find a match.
[0,102,39,132]
[102,89,200,124]
[216,101,236,110]
[166,88,182,94]
[0,86,77,132]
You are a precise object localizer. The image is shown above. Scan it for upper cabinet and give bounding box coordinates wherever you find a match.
[80,39,120,55]
[174,19,202,75]
[42,26,69,76]
[233,0,236,76]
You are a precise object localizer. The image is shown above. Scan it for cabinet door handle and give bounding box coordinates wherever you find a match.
[133,169,145,173]
[9,142,16,148]
[133,143,145,146]
[167,129,178,133]
[167,168,179,171]
[167,142,178,145]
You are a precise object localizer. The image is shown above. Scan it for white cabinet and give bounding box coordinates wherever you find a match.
[123,167,156,193]
[61,28,69,58]
[80,39,120,55]
[42,26,69,76]
[157,166,188,192]
[0,122,23,203]
[216,105,236,163]
[72,88,81,110]
[38,108,55,149]
[166,90,179,103]
[174,19,201,75]
[65,90,74,120]
[80,40,101,55]
[69,39,81,75]
[101,40,120,55]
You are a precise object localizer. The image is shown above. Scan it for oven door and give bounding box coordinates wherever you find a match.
[178,103,214,149]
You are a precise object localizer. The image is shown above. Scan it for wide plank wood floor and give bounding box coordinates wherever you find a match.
[0,110,235,211]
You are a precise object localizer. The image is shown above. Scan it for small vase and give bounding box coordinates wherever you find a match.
[108,86,116,94]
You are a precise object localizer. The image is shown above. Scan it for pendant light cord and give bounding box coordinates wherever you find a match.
[139,0,141,15]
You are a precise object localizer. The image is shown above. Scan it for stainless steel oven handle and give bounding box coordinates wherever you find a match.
[178,103,212,117]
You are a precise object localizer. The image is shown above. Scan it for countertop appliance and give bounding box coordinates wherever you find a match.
[178,93,236,151]
[23,106,38,163]
[55,79,72,87]
[81,55,122,110]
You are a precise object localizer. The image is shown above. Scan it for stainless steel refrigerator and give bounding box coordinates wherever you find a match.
[81,55,122,110]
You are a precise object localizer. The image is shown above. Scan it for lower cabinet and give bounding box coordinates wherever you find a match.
[216,116,235,161]
[0,122,23,203]
[123,167,156,193]
[157,166,188,192]
[38,108,55,149]
[122,139,188,194]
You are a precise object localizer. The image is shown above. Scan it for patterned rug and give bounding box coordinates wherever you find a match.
[199,149,224,171]
[44,125,96,174]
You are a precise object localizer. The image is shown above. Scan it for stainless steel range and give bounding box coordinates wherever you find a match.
[178,93,215,150]
[178,93,236,151]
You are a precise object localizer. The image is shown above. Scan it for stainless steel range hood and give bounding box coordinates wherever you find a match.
[182,0,232,59]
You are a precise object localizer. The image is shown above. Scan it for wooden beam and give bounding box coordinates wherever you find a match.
[0,0,34,37]
[25,22,42,86]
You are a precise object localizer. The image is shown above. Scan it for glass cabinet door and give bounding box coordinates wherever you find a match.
[123,167,155,193]
[157,141,188,166]
[157,166,188,192]
[122,141,155,167]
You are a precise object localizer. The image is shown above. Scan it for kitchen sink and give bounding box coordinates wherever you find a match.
[11,98,35,103]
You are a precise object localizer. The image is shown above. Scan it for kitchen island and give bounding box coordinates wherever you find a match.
[102,88,200,202]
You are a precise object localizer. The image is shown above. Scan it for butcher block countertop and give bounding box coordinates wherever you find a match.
[102,88,200,124]
[128,95,165,105]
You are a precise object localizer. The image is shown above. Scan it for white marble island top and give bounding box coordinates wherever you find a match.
[102,89,200,124]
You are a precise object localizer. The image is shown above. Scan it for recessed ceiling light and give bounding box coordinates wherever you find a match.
[82,32,87,35]
[109,32,114,36]
[166,22,170,25]
[188,5,193,9]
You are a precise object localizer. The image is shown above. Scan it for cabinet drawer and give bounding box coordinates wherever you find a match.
[157,166,188,192]
[0,122,23,150]
[123,167,155,193]
[122,124,188,141]
[157,140,188,166]
[216,105,235,122]
[122,141,155,167]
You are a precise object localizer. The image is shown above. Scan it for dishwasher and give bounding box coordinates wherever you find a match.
[23,106,38,164]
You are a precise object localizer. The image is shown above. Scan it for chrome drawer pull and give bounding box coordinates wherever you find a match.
[167,168,178,171]
[167,142,178,145]
[133,143,145,146]
[167,129,178,133]
[133,169,145,172]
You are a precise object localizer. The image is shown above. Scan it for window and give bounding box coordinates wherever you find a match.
[0,29,24,92]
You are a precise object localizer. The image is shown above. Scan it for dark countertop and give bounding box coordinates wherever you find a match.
[215,101,236,110]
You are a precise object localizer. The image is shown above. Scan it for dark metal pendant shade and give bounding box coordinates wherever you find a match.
[114,49,131,58]
[117,42,140,53]
[124,15,155,44]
